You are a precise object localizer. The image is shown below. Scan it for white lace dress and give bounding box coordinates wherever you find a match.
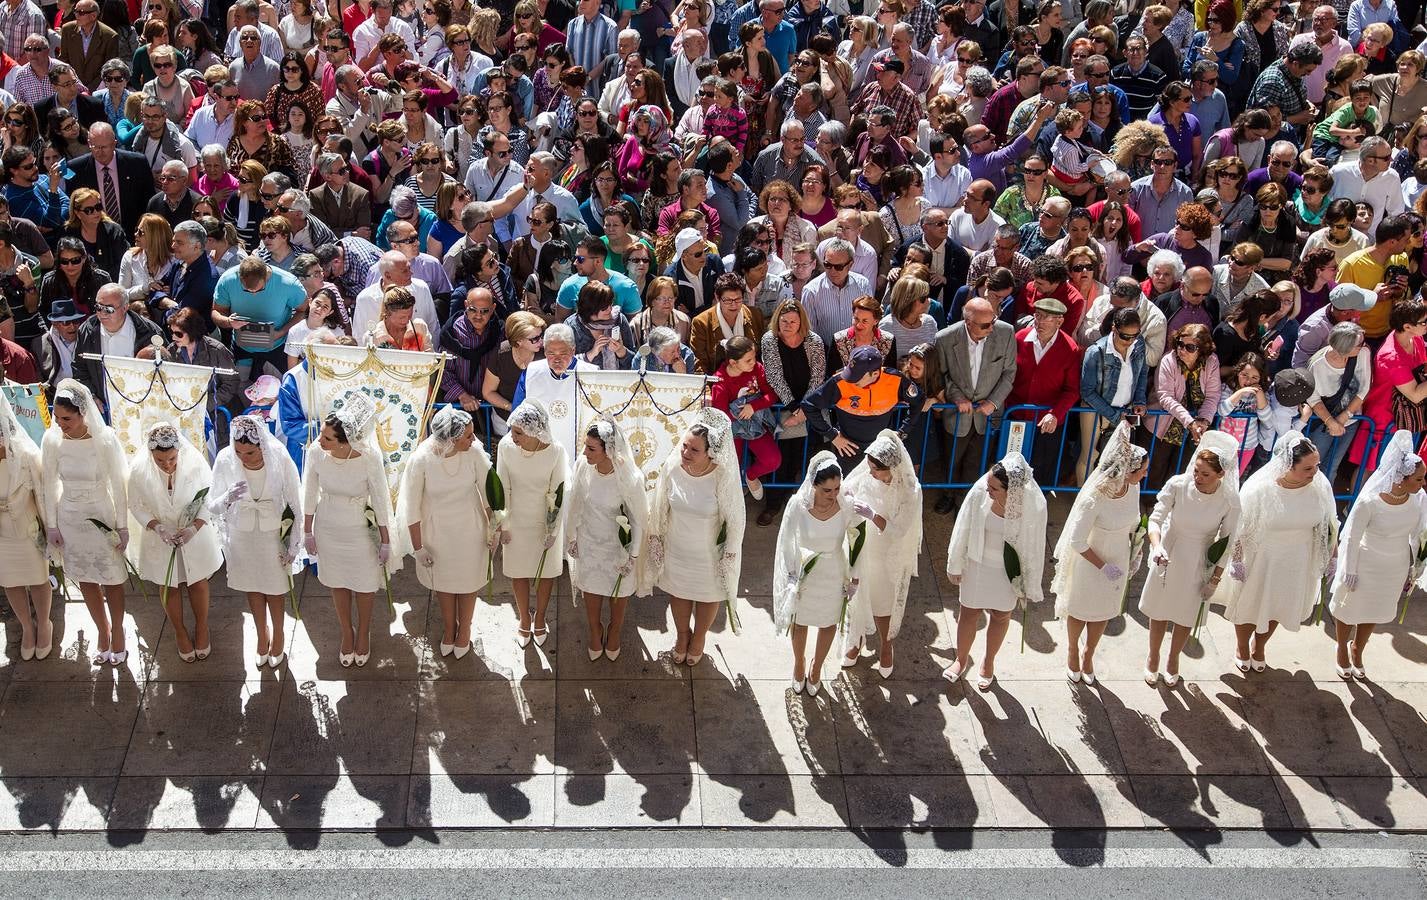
[959,509,1016,613]
[54,438,127,586]
[303,450,388,593]
[1138,476,1238,628]
[1225,482,1326,632]
[1054,487,1141,622]
[852,476,900,617]
[0,454,46,586]
[1329,493,1420,626]
[496,442,566,579]
[657,465,723,603]
[570,468,633,598]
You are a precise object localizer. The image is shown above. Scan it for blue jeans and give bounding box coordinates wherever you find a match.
[1308,418,1358,484]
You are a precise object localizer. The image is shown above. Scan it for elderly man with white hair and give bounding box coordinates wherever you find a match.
[749,119,826,194]
[275,189,338,253]
[229,24,282,101]
[224,0,285,59]
[368,218,453,299]
[510,321,588,461]
[352,250,438,337]
[801,237,872,345]
[1328,135,1405,232]
[146,158,201,228]
[663,28,711,119]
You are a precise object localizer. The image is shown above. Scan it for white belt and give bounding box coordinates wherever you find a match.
[63,479,103,503]
[320,494,370,508]
[235,497,280,532]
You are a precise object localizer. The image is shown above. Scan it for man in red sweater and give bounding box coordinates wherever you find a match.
[1018,256,1086,337]
[1008,298,1081,486]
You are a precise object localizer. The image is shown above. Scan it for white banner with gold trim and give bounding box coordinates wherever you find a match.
[572,370,710,488]
[103,356,212,460]
[305,344,445,506]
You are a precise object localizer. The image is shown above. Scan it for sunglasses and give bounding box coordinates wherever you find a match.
[1176,341,1201,352]
[97,303,118,314]
[260,231,284,238]
[103,74,127,83]
[450,38,470,45]
[78,204,103,214]
[1023,167,1047,176]
[1261,203,1282,211]
[323,44,345,52]
[259,191,280,200]
[824,260,851,271]
[415,158,441,166]
[628,257,650,265]
[1070,263,1095,272]
[494,149,512,158]
[391,236,418,246]
[1151,158,1176,167]
[1115,330,1141,341]
[1218,170,1244,178]
[58,256,84,265]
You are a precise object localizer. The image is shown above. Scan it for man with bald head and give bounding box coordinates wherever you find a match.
[932,294,1018,512]
[1153,266,1221,333]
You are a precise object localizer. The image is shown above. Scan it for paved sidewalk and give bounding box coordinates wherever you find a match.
[1,495,1426,834]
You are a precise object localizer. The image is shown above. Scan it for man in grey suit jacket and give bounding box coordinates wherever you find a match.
[932,296,1017,513]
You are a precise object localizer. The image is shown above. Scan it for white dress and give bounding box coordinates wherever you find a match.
[1225,483,1326,632]
[1054,487,1141,622]
[406,449,490,593]
[657,465,723,603]
[570,468,634,598]
[959,509,1016,613]
[854,477,901,617]
[129,470,224,587]
[223,466,296,596]
[0,454,46,586]
[496,442,567,580]
[54,438,127,586]
[304,450,388,593]
[1138,476,1238,628]
[791,507,855,628]
[1330,494,1421,626]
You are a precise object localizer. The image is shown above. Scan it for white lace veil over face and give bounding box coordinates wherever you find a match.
[508,398,553,445]
[998,451,1031,523]
[1363,430,1425,497]
[795,450,845,512]
[230,414,266,447]
[1091,420,1148,491]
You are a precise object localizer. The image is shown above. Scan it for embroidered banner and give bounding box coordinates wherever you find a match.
[103,356,212,459]
[304,344,445,506]
[0,382,49,446]
[572,370,710,488]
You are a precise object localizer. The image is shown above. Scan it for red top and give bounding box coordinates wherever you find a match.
[1086,200,1144,243]
[1009,325,1082,424]
[711,361,778,415]
[0,337,38,385]
[343,2,372,36]
[1018,279,1087,337]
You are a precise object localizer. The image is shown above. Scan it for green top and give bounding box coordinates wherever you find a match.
[1311,103,1379,145]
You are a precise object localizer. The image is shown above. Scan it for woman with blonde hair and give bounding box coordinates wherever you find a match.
[1371,49,1427,132]
[482,311,547,436]
[224,158,268,250]
[1110,121,1173,181]
[469,8,503,61]
[118,213,174,305]
[879,276,935,366]
[64,187,129,279]
[368,285,433,351]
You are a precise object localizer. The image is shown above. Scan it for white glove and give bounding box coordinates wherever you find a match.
[543,532,556,550]
[1199,581,1217,600]
[1151,549,1170,568]
[278,550,294,567]
[173,525,196,546]
[566,538,579,559]
[487,531,502,554]
[219,481,248,507]
[1101,563,1123,582]
[1342,572,1359,591]
[116,528,129,553]
[852,500,876,520]
[500,529,512,545]
[153,523,174,544]
[1230,559,1246,582]
[1324,557,1338,581]
[378,542,391,565]
[47,528,63,549]
[304,532,318,557]
[617,558,634,577]
[415,546,435,568]
[1129,554,1142,578]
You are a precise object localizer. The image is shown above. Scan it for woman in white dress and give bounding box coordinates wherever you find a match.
[0,392,53,660]
[1218,431,1338,673]
[567,415,648,662]
[1328,430,1427,680]
[495,400,569,648]
[128,422,225,662]
[644,408,745,667]
[302,392,395,668]
[40,380,131,666]
[1138,431,1241,686]
[209,414,304,668]
[399,406,492,660]
[840,430,922,679]
[1052,421,1149,685]
[774,452,859,695]
[945,450,1047,691]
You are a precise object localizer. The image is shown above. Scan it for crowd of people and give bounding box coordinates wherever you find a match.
[1,0,1427,690]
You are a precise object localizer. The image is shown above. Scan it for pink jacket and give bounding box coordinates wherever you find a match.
[1150,354,1222,438]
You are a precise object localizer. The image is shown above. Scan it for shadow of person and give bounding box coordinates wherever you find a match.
[1222,668,1395,828]
[260,678,341,850]
[696,669,802,823]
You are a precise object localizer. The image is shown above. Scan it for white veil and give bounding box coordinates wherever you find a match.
[397,406,492,568]
[502,399,554,449]
[772,451,848,634]
[210,414,304,574]
[1337,430,1427,593]
[1052,420,1146,598]
[569,413,649,551]
[843,429,922,640]
[947,449,1048,604]
[1192,430,1243,505]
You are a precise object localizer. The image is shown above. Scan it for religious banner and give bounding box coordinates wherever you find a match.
[103,356,213,459]
[304,343,445,506]
[0,382,50,445]
[572,370,710,487]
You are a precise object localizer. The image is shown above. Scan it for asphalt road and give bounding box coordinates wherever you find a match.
[0,829,1421,897]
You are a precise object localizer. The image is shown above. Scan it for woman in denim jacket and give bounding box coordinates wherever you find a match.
[1076,307,1149,483]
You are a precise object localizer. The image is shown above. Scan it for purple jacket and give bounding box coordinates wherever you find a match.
[967,132,1032,194]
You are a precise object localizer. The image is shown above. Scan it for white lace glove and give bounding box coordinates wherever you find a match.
[173,525,196,546]
[1151,549,1170,568]
[47,528,63,549]
[153,523,175,544]
[1324,557,1338,581]
[500,529,512,545]
[566,538,579,559]
[1230,559,1246,582]
[1128,554,1142,578]
[543,531,556,550]
[116,528,129,553]
[278,550,294,567]
[1199,581,1218,600]
[617,557,634,577]
[218,481,248,508]
[1101,563,1123,582]
[415,546,435,568]
[304,532,318,557]
[378,542,391,565]
[1342,572,1359,591]
[852,500,876,520]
